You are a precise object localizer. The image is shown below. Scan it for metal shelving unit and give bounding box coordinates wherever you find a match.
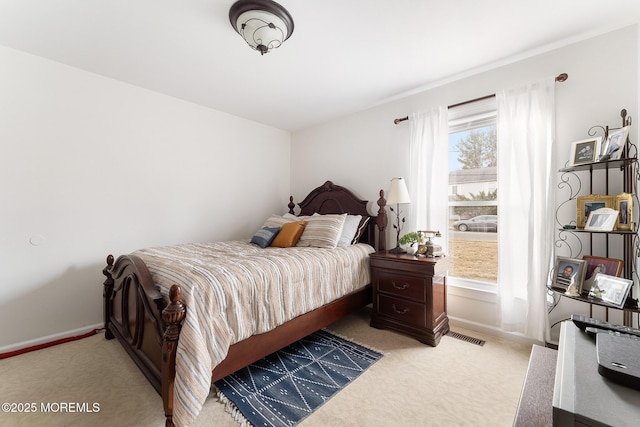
[550,109,639,327]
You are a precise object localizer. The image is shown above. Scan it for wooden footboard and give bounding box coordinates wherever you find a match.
[103,255,187,426]
[102,254,169,394]
[102,182,388,426]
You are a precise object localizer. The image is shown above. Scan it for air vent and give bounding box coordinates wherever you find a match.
[447,330,486,346]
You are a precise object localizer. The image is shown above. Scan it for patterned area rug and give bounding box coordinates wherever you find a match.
[214,329,383,427]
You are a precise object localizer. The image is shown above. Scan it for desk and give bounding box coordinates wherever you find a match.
[552,321,640,426]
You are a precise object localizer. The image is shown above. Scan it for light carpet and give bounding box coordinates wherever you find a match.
[0,307,532,426]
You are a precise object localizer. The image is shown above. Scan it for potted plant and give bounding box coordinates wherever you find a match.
[398,232,419,254]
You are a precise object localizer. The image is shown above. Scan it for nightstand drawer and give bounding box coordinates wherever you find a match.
[377,294,425,327]
[377,272,426,302]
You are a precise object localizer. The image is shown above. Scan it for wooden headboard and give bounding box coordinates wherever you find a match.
[288,180,387,250]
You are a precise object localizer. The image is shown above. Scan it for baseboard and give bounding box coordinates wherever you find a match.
[0,323,104,358]
[448,316,542,346]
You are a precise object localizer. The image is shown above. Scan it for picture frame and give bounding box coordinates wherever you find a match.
[582,255,624,278]
[581,255,624,295]
[576,195,614,228]
[588,273,633,308]
[569,137,601,166]
[600,126,630,161]
[552,256,586,292]
[615,192,633,230]
[584,207,619,231]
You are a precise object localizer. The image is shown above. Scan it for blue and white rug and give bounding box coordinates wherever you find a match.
[214,329,383,427]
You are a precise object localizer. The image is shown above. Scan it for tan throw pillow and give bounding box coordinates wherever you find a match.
[271,221,307,248]
[296,213,347,248]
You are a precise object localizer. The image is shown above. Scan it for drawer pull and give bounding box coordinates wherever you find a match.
[392,304,409,315]
[392,281,409,290]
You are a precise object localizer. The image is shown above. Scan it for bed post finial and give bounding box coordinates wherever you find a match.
[376,190,387,251]
[162,284,186,427]
[288,196,295,215]
[102,255,115,339]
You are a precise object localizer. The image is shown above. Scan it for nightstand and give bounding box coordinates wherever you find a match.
[369,251,449,346]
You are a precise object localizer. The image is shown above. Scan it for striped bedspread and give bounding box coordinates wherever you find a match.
[134,240,374,426]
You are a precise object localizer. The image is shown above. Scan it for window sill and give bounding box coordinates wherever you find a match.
[448,277,497,303]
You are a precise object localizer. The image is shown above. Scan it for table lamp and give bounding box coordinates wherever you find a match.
[387,177,411,254]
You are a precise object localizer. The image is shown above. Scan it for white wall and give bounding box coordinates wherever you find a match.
[0,46,291,349]
[2,25,637,350]
[291,25,639,342]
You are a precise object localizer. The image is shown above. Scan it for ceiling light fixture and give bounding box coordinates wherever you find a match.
[229,0,294,55]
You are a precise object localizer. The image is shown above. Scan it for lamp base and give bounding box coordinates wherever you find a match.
[388,246,406,254]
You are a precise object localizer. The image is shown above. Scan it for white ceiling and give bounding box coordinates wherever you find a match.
[1,0,639,131]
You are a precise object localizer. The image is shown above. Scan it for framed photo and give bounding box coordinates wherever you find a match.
[582,255,624,279]
[552,256,586,292]
[588,273,633,308]
[615,192,633,230]
[600,126,630,161]
[576,195,614,228]
[585,207,619,231]
[569,137,601,165]
[581,255,623,295]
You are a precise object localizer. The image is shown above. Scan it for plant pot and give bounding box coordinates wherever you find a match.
[402,244,417,255]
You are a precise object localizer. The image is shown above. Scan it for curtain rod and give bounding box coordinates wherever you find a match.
[393,72,568,125]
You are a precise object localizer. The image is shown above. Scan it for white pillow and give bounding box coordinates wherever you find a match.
[262,214,296,228]
[297,213,347,248]
[337,215,362,247]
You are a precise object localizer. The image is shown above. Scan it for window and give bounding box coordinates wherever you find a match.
[447,96,498,288]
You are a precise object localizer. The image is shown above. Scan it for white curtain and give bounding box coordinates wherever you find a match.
[496,77,556,342]
[408,107,449,251]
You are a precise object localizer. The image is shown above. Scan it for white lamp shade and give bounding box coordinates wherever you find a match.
[234,10,289,51]
[386,178,411,205]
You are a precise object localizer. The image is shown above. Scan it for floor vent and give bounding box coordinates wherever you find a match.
[447,331,486,346]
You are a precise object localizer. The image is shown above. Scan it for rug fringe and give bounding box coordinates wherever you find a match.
[215,387,252,427]
[322,328,387,355]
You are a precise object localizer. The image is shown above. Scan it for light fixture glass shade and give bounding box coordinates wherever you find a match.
[229,0,294,55]
[386,178,411,205]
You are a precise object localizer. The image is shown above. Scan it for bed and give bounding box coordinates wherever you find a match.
[101,181,388,426]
